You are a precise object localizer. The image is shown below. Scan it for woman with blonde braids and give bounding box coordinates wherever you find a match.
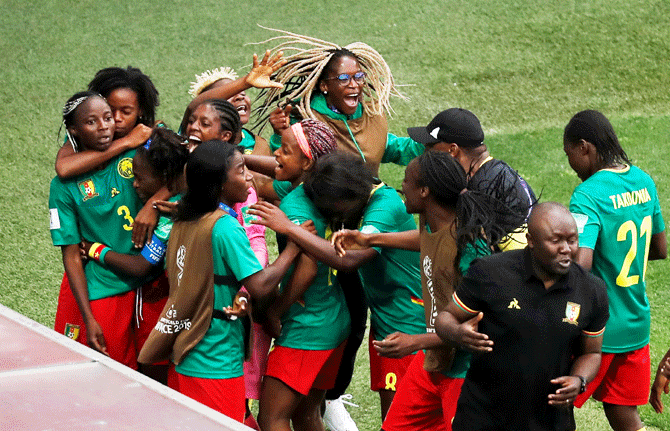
[254,26,423,178]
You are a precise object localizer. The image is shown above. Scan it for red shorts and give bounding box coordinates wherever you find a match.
[574,344,650,407]
[54,273,84,340]
[382,350,464,431]
[265,341,346,396]
[53,272,137,370]
[369,333,416,392]
[168,366,245,423]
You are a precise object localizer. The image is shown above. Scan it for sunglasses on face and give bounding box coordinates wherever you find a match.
[325,71,366,86]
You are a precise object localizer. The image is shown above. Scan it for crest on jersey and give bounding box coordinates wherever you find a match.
[64,323,80,340]
[562,301,581,325]
[117,157,134,179]
[78,179,99,201]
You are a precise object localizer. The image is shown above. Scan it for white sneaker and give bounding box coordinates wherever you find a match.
[324,394,359,431]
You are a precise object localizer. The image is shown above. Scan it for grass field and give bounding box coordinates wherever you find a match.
[2,0,670,429]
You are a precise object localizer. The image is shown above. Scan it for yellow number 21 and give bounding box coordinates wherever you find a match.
[616,215,652,287]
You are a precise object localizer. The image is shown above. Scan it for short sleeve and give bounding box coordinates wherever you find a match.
[280,188,313,226]
[212,217,263,282]
[272,180,294,200]
[452,258,488,315]
[570,189,601,250]
[381,133,425,166]
[48,177,80,246]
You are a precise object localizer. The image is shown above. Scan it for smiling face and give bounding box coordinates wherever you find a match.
[319,55,364,116]
[106,87,141,139]
[527,204,579,280]
[220,151,252,205]
[69,96,115,152]
[273,128,311,183]
[132,152,163,203]
[185,103,231,145]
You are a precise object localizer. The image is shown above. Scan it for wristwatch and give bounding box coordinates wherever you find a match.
[575,375,587,393]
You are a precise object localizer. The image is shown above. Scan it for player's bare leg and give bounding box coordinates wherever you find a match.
[379,389,395,421]
[292,388,326,431]
[603,403,645,431]
[258,376,301,431]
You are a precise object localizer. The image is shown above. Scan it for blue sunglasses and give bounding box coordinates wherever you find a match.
[325,71,366,86]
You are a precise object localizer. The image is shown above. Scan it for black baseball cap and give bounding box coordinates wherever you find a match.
[407,108,484,148]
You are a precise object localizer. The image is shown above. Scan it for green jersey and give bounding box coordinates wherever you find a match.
[277,185,351,350]
[175,215,263,378]
[239,129,256,155]
[570,165,664,353]
[357,185,425,340]
[272,180,294,200]
[49,150,144,300]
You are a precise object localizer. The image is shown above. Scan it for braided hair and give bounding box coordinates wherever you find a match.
[416,151,527,260]
[181,99,241,141]
[304,152,376,229]
[251,26,406,131]
[136,128,189,193]
[295,118,337,159]
[61,91,105,152]
[88,66,159,125]
[175,140,240,222]
[564,110,630,168]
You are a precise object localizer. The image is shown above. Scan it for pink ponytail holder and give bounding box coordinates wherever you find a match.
[291,122,312,159]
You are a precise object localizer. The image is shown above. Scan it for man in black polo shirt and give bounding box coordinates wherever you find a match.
[436,202,609,431]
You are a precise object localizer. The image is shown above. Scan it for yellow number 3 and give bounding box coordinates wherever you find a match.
[117,205,134,232]
[616,215,652,287]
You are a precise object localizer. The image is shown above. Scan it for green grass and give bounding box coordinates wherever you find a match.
[2,0,670,429]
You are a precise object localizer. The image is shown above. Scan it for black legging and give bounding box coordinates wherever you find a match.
[326,269,368,400]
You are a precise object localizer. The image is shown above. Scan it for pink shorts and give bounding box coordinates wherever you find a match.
[265,342,346,396]
[54,273,137,369]
[369,334,416,392]
[574,344,650,407]
[168,367,245,423]
[382,350,464,431]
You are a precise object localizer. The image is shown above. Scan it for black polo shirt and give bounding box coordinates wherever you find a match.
[451,248,608,431]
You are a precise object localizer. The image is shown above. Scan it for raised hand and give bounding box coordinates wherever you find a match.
[245,50,286,89]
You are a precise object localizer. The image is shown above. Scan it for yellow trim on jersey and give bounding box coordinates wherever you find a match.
[453,292,478,315]
[582,326,606,338]
[600,164,630,174]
